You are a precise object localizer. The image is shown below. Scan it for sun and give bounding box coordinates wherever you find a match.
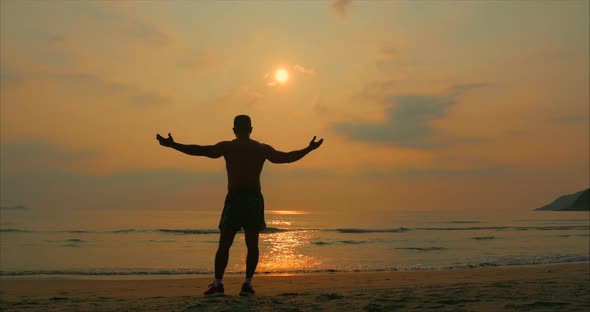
[274,68,289,84]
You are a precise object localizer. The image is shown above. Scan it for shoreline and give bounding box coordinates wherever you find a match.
[1,262,589,311]
[1,261,589,281]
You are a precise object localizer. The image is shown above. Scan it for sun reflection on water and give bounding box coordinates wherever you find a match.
[257,230,322,273]
[229,215,322,273]
[267,219,293,227]
[266,210,308,215]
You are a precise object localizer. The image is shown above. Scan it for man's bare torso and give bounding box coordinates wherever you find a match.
[220,138,268,192]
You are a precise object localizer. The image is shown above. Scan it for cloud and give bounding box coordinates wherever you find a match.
[550,114,590,123]
[0,168,226,212]
[83,3,170,46]
[312,96,327,113]
[0,140,97,173]
[264,71,276,86]
[220,86,264,106]
[27,70,169,107]
[123,18,169,46]
[177,50,224,72]
[293,64,316,76]
[359,79,398,101]
[0,70,21,87]
[334,95,454,148]
[0,203,31,211]
[54,72,166,106]
[331,0,352,18]
[334,84,488,148]
[379,45,398,60]
[264,64,316,87]
[128,92,168,107]
[264,166,337,179]
[451,83,488,96]
[360,80,486,103]
[364,167,510,178]
[48,35,66,44]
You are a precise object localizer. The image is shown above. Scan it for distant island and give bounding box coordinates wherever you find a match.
[535,188,590,211]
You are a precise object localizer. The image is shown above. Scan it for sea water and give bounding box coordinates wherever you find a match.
[1,209,588,278]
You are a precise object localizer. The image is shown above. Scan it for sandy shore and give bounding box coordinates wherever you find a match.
[1,263,588,311]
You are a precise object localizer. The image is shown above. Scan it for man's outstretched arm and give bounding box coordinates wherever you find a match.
[156,133,223,158]
[267,136,324,164]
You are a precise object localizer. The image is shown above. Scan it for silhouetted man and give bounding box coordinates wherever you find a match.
[156,115,323,296]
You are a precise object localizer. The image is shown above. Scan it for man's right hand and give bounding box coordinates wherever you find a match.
[308,136,324,150]
[156,133,175,147]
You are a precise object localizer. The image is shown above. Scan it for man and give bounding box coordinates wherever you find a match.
[156,115,323,296]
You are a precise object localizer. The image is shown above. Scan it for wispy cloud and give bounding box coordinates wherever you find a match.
[16,69,170,107]
[550,114,590,123]
[264,63,316,87]
[365,166,510,178]
[451,83,488,96]
[48,34,66,44]
[176,49,225,72]
[0,203,31,211]
[0,70,21,87]
[85,3,170,46]
[379,45,398,60]
[0,168,226,212]
[359,79,398,101]
[312,96,327,113]
[219,86,264,107]
[293,64,316,76]
[58,71,168,107]
[331,0,352,18]
[0,140,97,173]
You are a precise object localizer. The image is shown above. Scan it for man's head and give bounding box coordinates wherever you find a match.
[233,115,252,138]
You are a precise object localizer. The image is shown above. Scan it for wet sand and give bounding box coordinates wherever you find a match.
[1,262,588,311]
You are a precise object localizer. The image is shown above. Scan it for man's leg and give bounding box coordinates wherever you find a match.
[244,230,260,280]
[215,229,238,281]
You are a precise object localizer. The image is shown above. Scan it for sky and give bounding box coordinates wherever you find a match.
[1,1,588,229]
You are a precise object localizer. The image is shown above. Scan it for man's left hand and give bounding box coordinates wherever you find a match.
[156,133,175,147]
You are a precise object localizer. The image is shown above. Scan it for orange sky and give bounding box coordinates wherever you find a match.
[1,1,588,225]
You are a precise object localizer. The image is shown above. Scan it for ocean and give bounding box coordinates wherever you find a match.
[1,209,588,279]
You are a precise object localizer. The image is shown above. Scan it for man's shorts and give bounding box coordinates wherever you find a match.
[219,191,266,232]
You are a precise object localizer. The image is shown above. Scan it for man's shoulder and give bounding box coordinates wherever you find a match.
[256,141,273,150]
[214,141,231,149]
[223,139,271,150]
[227,138,269,146]
[252,140,268,146]
[252,140,273,152]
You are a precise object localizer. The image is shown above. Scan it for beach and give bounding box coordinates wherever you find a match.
[1,262,588,311]
[2,1,589,311]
